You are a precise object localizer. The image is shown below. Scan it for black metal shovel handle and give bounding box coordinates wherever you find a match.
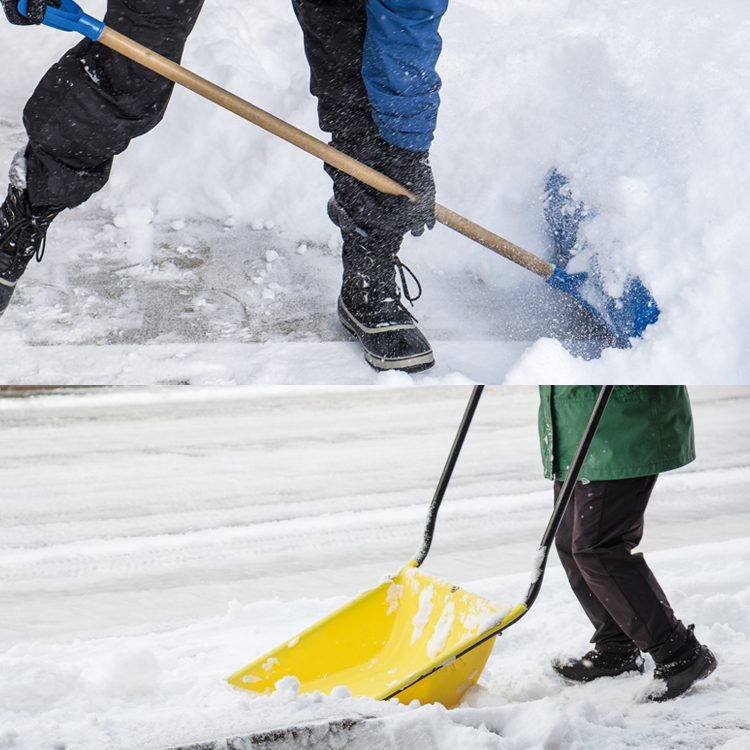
[522,384,614,609]
[387,385,614,703]
[414,385,485,567]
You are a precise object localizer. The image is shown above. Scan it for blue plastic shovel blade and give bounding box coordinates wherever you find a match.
[542,169,660,343]
[546,265,660,344]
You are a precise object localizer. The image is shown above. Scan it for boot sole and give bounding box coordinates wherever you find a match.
[553,659,644,683]
[338,297,435,374]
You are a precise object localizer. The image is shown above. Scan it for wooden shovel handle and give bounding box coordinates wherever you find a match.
[434,204,553,278]
[99,26,555,280]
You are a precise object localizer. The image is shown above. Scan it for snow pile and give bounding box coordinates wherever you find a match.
[0,0,749,382]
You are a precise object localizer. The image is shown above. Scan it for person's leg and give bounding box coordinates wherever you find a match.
[22,0,206,209]
[1,0,205,317]
[551,478,646,681]
[554,478,642,655]
[291,0,411,235]
[559,475,688,662]
[553,475,718,697]
[291,0,434,372]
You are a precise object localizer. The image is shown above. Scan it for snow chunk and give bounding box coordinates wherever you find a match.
[89,648,162,699]
[113,206,154,228]
[427,600,455,659]
[386,582,403,615]
[271,675,300,701]
[410,585,435,645]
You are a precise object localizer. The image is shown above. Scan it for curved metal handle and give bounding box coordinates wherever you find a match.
[414,385,484,567]
[522,384,614,609]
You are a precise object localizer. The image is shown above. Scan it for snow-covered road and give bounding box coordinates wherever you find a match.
[2,386,748,649]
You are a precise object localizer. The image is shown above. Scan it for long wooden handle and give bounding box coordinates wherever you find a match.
[98,26,555,281]
[434,204,554,278]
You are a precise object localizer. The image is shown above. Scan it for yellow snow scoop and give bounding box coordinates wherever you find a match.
[229,559,526,708]
[229,386,613,708]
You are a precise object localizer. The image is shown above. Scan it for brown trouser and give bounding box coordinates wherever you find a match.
[554,475,688,663]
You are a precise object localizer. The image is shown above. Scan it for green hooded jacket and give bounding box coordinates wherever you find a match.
[538,385,695,481]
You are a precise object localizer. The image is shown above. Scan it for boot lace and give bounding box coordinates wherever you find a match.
[395,258,422,305]
[0,192,58,278]
[352,256,423,326]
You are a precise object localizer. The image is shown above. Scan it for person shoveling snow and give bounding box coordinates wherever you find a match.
[0,0,446,373]
[539,385,717,701]
[0,0,659,372]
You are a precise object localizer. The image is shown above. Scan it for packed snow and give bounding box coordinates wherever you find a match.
[1,0,749,383]
[1,385,749,749]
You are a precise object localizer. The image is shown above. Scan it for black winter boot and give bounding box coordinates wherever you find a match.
[552,648,645,683]
[646,625,717,701]
[0,184,61,318]
[329,198,434,373]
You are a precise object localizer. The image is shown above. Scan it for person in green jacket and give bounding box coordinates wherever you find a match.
[538,386,717,701]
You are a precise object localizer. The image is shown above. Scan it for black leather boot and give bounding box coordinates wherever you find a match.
[0,184,61,318]
[330,198,434,373]
[552,648,645,683]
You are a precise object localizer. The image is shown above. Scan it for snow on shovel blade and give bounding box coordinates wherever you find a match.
[541,169,660,346]
[546,264,660,346]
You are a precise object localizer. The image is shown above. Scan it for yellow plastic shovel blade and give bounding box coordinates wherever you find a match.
[228,561,526,709]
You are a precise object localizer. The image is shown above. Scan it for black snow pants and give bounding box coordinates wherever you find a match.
[23,0,205,209]
[554,475,689,663]
[291,0,414,237]
[23,0,409,237]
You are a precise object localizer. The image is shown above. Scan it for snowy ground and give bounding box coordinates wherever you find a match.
[1,0,750,383]
[1,386,749,749]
